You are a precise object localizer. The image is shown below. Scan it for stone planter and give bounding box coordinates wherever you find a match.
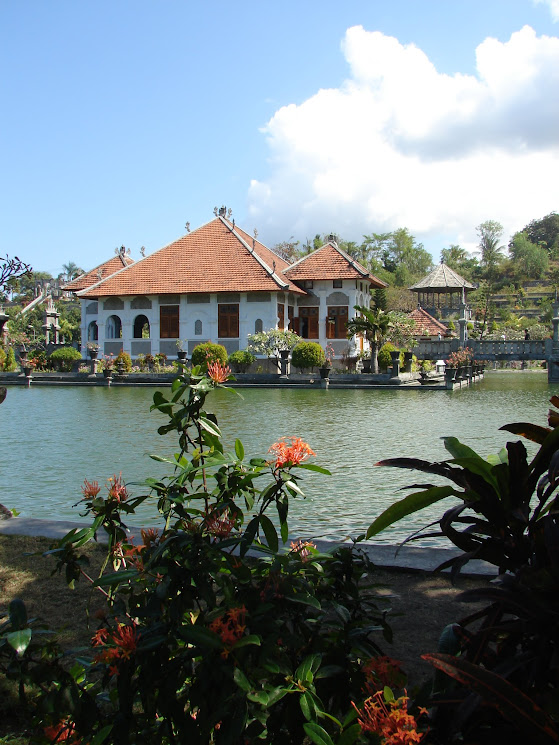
[88,349,99,360]
[319,366,331,379]
[103,369,113,379]
[362,358,371,373]
[445,367,457,384]
[177,350,187,361]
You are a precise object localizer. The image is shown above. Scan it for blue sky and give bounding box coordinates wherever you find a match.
[1,0,558,278]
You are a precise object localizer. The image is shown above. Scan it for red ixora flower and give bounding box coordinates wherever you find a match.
[209,606,247,655]
[204,508,237,539]
[92,621,140,675]
[106,473,128,502]
[363,655,406,691]
[81,479,100,500]
[44,719,82,745]
[268,437,315,469]
[207,360,231,384]
[352,690,425,744]
[290,539,316,561]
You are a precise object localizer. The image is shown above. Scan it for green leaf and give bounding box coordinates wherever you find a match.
[302,722,335,745]
[280,521,289,544]
[500,422,551,445]
[88,725,113,745]
[264,686,289,708]
[366,485,457,539]
[336,724,361,745]
[7,628,32,655]
[198,416,222,437]
[94,569,138,587]
[383,686,394,702]
[232,634,261,650]
[233,667,251,692]
[179,626,224,650]
[300,690,318,721]
[287,593,321,610]
[247,690,270,705]
[235,439,245,460]
[296,653,322,683]
[284,480,304,496]
[259,515,278,553]
[296,464,331,475]
[424,653,559,743]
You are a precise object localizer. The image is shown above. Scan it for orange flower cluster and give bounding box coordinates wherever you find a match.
[107,473,129,502]
[353,691,425,744]
[205,509,236,538]
[81,479,100,500]
[140,527,160,547]
[44,719,82,745]
[207,360,231,384]
[363,656,406,691]
[92,621,140,677]
[268,437,315,469]
[209,606,247,655]
[289,539,316,561]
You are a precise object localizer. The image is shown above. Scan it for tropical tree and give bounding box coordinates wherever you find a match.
[522,212,559,256]
[346,305,392,374]
[476,220,505,279]
[62,261,84,281]
[508,231,549,279]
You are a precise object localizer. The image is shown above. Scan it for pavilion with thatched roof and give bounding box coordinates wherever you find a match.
[408,261,475,317]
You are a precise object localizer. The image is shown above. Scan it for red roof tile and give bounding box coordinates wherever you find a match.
[283,242,387,287]
[63,254,134,292]
[78,218,304,298]
[408,306,452,337]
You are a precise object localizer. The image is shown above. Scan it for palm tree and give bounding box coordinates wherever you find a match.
[62,261,83,281]
[346,305,392,374]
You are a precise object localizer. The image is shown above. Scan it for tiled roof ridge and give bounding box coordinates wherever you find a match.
[64,254,135,291]
[219,216,290,291]
[331,243,370,278]
[76,253,146,296]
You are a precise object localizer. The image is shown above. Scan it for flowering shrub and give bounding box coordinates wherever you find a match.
[5,363,410,745]
[445,346,473,367]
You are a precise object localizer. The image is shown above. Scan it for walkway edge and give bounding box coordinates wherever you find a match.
[0,518,496,576]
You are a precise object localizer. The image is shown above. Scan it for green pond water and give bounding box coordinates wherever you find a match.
[1,371,556,545]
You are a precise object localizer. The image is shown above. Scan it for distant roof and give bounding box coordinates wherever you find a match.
[77,217,304,298]
[63,253,134,292]
[408,262,475,292]
[283,241,387,287]
[408,306,453,337]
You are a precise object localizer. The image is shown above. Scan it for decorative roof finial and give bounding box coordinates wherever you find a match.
[219,206,227,217]
[140,246,146,257]
[185,221,190,233]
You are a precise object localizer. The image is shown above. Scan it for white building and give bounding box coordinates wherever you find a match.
[65,211,386,360]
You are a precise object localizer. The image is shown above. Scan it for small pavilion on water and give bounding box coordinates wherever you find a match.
[408,262,475,318]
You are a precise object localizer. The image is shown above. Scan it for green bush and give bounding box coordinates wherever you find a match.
[291,341,325,372]
[0,347,6,370]
[191,342,228,371]
[116,350,132,372]
[227,349,255,372]
[49,346,83,372]
[377,342,403,371]
[4,347,17,372]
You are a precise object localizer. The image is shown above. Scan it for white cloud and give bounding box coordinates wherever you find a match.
[534,0,559,22]
[249,25,559,256]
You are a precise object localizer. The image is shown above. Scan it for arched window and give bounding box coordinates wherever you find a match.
[195,319,202,335]
[255,318,263,333]
[87,321,98,341]
[133,314,150,339]
[106,315,122,339]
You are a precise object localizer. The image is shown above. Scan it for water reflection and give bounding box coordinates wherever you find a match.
[1,372,556,545]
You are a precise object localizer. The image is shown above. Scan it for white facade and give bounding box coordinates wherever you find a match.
[81,279,371,360]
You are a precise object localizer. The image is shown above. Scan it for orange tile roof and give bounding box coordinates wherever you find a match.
[78,218,304,298]
[283,242,387,287]
[408,306,452,337]
[63,254,134,292]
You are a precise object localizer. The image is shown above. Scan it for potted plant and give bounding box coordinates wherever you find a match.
[319,343,334,379]
[176,340,188,361]
[102,354,115,378]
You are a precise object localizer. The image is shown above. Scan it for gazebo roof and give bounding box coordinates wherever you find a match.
[408,262,475,292]
[408,306,453,337]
